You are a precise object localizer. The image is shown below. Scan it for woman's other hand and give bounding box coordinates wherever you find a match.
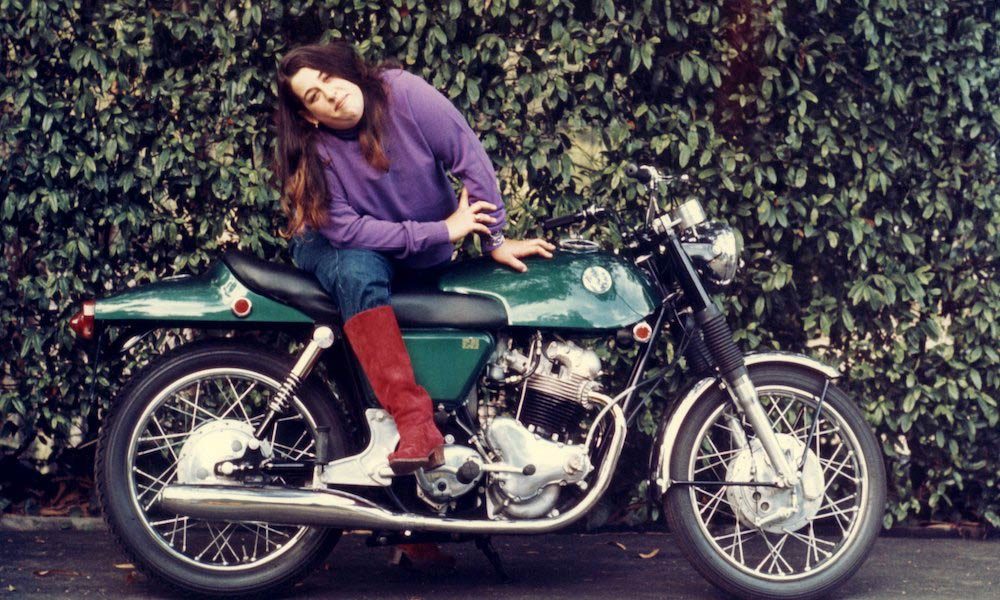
[445,188,497,243]
[489,238,556,273]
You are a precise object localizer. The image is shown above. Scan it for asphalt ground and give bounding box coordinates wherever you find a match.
[1,529,998,599]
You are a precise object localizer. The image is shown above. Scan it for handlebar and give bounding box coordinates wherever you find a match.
[542,163,686,232]
[625,163,688,188]
[542,212,586,231]
[541,206,609,231]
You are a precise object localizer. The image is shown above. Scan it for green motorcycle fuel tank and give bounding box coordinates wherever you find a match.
[439,249,661,331]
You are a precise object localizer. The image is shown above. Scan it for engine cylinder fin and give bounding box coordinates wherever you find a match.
[526,373,593,402]
[519,392,587,439]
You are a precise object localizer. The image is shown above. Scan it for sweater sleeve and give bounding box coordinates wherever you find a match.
[316,153,450,258]
[402,73,508,252]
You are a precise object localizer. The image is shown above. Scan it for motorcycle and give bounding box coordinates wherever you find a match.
[69,164,886,599]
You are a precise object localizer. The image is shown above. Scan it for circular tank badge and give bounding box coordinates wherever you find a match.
[582,266,613,294]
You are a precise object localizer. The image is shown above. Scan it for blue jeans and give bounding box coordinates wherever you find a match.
[290,231,444,321]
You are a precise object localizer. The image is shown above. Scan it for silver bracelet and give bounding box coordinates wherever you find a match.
[488,231,506,248]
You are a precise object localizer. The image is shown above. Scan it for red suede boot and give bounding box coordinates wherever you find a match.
[343,305,445,475]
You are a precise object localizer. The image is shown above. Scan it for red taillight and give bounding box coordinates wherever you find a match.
[69,300,96,339]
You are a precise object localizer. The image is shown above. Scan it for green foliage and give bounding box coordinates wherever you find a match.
[1,0,997,527]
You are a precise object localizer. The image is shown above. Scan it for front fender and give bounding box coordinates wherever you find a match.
[648,352,840,499]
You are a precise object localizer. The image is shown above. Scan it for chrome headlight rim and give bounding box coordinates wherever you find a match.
[681,221,742,288]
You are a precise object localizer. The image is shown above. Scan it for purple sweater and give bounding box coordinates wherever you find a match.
[314,69,506,268]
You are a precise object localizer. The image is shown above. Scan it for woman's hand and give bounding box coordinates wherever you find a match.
[489,238,556,273]
[445,187,497,243]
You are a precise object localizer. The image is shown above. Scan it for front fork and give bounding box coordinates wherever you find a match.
[723,369,800,488]
[694,306,801,489]
[665,232,800,488]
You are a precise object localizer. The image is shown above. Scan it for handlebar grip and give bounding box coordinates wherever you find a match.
[542,212,586,231]
[625,163,654,184]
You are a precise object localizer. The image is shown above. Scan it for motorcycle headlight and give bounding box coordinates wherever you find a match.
[681,221,743,288]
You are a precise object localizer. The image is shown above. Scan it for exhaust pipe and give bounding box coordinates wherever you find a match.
[160,484,455,531]
[161,398,625,535]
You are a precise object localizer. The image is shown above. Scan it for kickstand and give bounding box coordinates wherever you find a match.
[475,536,511,583]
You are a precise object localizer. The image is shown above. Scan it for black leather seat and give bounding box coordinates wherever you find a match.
[221,251,508,329]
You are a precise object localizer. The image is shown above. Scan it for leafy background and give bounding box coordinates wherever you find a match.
[1,0,997,529]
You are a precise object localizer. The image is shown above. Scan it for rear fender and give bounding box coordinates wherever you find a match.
[95,261,314,331]
[648,352,841,498]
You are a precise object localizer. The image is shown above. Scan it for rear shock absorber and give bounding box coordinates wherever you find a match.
[254,326,336,439]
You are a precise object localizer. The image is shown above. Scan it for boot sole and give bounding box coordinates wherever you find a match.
[389,446,446,476]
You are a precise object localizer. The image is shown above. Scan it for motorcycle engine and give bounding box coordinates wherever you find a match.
[490,338,603,441]
[477,337,602,519]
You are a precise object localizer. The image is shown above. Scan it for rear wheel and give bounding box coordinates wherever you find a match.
[665,366,886,600]
[96,340,347,596]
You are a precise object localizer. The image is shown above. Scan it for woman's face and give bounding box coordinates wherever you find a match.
[289,67,365,130]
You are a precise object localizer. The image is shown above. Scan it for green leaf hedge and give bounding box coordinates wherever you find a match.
[2,0,997,527]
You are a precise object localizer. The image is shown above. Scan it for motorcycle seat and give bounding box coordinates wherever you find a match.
[221,251,509,329]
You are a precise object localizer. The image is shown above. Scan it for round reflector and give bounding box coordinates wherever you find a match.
[632,321,653,343]
[231,297,252,317]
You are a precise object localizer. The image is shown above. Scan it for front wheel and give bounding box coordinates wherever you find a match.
[664,366,886,600]
[96,340,347,596]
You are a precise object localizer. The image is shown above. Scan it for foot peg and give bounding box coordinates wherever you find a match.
[456,460,536,485]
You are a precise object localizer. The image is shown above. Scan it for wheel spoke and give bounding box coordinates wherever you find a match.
[756,532,793,575]
[819,449,857,488]
[783,522,835,570]
[239,521,292,551]
[813,493,858,534]
[171,393,222,424]
[217,378,256,426]
[271,437,316,460]
[196,523,233,561]
[189,381,201,433]
[134,463,179,507]
[693,446,742,476]
[694,485,736,523]
[696,434,730,479]
[213,524,242,563]
[136,437,187,457]
[766,397,798,435]
[718,523,759,560]
[149,415,180,462]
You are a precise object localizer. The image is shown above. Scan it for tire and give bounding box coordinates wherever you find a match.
[664,365,886,600]
[96,339,348,597]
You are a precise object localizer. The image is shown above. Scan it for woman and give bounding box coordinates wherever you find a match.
[273,41,554,475]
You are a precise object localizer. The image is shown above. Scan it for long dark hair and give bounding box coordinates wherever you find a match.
[273,41,393,238]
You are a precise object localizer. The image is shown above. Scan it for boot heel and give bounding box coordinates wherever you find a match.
[426,445,445,470]
[388,445,447,476]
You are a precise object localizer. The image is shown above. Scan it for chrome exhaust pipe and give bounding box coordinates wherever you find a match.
[161,395,625,535]
[161,484,436,530]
